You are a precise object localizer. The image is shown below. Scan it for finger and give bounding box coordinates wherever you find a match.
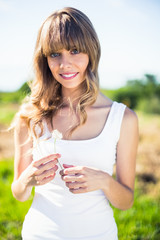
[37,159,58,174]
[69,187,88,194]
[42,165,58,179]
[66,181,86,189]
[63,166,85,175]
[62,174,85,182]
[36,174,56,186]
[33,154,61,167]
[59,164,75,176]
[63,164,75,168]
[35,165,58,182]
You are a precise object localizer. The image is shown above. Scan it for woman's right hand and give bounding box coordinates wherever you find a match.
[19,153,61,187]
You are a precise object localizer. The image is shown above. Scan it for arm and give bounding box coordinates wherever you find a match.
[11,117,60,202]
[102,108,139,209]
[60,108,139,210]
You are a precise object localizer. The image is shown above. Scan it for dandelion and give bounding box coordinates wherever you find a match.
[52,129,63,170]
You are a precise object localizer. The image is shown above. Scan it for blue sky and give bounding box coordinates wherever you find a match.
[0,0,160,91]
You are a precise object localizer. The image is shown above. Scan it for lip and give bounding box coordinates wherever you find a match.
[59,72,79,80]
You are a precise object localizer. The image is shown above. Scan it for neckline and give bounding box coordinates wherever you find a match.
[44,101,116,143]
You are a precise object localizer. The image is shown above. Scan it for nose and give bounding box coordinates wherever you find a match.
[59,53,72,69]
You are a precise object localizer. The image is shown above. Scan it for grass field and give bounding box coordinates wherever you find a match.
[0,160,33,240]
[0,103,160,239]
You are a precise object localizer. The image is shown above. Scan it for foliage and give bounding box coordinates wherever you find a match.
[0,92,23,104]
[17,81,31,96]
[0,81,31,104]
[137,96,160,114]
[110,87,140,109]
[102,74,160,113]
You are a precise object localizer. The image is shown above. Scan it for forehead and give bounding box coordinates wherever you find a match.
[41,14,88,56]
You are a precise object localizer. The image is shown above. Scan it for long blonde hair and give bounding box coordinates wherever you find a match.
[17,7,101,137]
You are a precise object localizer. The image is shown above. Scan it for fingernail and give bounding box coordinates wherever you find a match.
[63,164,74,168]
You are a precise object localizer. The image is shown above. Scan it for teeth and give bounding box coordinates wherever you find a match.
[62,73,76,77]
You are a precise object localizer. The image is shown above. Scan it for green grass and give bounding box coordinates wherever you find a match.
[0,160,160,239]
[0,160,33,240]
[113,182,160,240]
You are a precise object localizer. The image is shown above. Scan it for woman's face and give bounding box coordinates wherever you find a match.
[47,48,89,90]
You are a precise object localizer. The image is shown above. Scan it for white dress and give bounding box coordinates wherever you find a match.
[22,101,126,240]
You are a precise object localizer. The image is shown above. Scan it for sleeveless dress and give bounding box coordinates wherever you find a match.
[22,101,126,240]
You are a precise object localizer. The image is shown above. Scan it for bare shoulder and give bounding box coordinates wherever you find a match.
[14,102,33,132]
[123,107,138,127]
[120,106,139,141]
[14,114,32,149]
[15,115,28,134]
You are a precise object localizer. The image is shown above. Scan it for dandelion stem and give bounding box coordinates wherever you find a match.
[54,138,63,170]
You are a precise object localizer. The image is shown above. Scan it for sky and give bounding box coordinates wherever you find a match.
[0,0,160,91]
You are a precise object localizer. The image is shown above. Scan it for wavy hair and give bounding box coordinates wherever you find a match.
[18,7,101,138]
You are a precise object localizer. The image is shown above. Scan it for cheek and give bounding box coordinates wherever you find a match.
[48,62,57,76]
[48,61,54,70]
[47,58,57,72]
[84,56,89,70]
[79,58,89,72]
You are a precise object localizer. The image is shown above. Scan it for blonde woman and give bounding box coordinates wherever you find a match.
[11,7,139,240]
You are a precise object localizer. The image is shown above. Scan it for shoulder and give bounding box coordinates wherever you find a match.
[14,103,33,137]
[123,107,138,127]
[120,106,139,140]
[14,116,30,143]
[14,102,34,131]
[14,115,33,155]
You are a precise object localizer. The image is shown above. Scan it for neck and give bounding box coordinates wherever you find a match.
[61,87,82,109]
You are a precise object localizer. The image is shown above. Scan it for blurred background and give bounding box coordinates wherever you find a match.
[0,0,160,239]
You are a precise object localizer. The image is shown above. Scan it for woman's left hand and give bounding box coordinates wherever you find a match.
[60,164,108,194]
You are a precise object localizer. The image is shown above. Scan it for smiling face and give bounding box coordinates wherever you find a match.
[35,8,101,100]
[47,48,89,90]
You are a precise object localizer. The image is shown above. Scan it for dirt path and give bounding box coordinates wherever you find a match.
[0,124,14,159]
[137,113,160,177]
[135,113,160,197]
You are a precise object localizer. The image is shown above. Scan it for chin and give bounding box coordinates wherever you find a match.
[61,81,84,90]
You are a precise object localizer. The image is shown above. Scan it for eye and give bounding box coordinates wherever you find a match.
[50,52,60,58]
[71,49,80,55]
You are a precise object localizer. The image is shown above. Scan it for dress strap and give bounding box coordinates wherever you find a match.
[102,101,126,142]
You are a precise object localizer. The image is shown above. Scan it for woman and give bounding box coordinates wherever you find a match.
[11,7,139,240]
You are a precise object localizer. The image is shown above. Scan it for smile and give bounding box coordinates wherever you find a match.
[60,72,79,80]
